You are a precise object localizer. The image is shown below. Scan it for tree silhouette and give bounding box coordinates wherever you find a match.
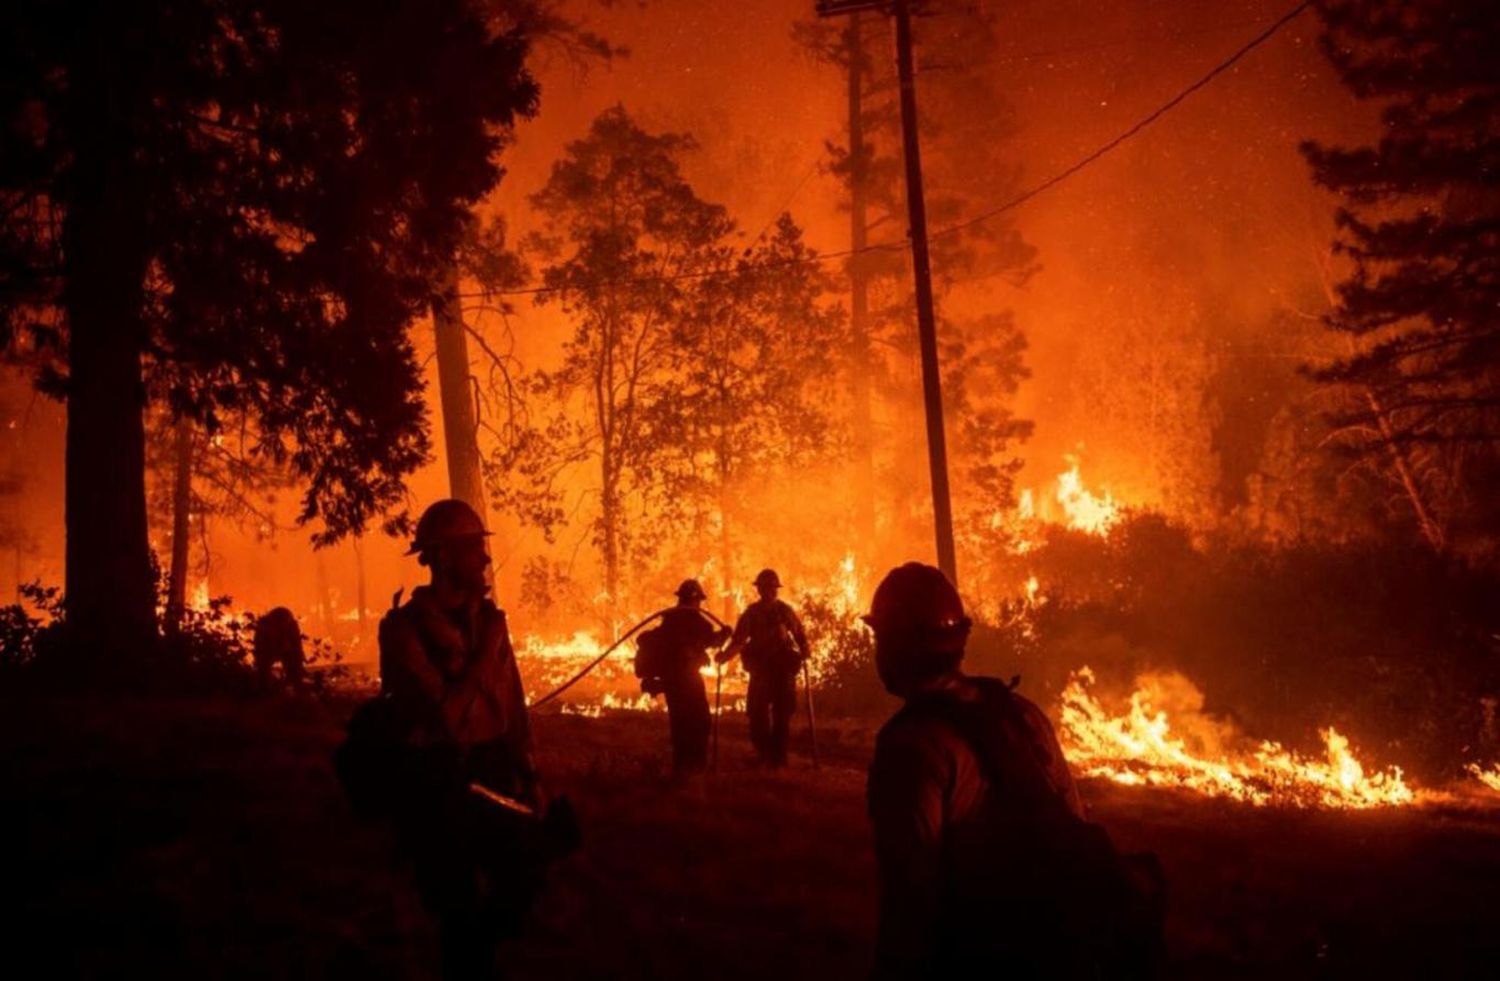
[661,213,846,610]
[428,0,619,517]
[0,1,538,666]
[1302,0,1500,554]
[514,107,731,621]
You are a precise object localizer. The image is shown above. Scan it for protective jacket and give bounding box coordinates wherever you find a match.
[727,598,808,674]
[868,675,1159,979]
[378,586,534,783]
[656,607,730,675]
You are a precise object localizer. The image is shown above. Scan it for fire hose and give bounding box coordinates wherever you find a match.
[528,606,730,710]
[527,605,823,770]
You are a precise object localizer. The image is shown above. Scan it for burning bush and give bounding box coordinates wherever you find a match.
[799,594,890,718]
[1004,512,1500,784]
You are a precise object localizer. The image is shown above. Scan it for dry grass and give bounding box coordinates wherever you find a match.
[6,695,1500,979]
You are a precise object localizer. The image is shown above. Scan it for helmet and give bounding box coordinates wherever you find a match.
[753,568,782,589]
[406,499,491,556]
[864,563,971,654]
[676,578,707,602]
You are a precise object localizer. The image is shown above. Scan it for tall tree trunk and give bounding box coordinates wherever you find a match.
[432,262,488,514]
[353,535,368,655]
[846,14,878,556]
[61,119,157,666]
[316,550,332,637]
[165,416,194,630]
[1364,387,1447,553]
[1313,249,1446,552]
[600,468,621,635]
[718,459,735,623]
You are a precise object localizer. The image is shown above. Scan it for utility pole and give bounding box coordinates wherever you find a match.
[816,0,957,584]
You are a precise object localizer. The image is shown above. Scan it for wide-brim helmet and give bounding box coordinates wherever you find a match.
[406,499,492,556]
[753,568,782,589]
[863,562,971,654]
[676,578,708,602]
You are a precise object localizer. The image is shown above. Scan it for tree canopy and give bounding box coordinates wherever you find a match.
[1303,0,1500,554]
[0,0,538,660]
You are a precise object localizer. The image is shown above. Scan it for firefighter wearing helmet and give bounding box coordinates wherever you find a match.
[864,563,1163,979]
[718,568,809,767]
[636,579,730,773]
[377,498,547,979]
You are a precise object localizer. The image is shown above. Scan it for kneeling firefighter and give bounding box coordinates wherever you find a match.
[864,562,1166,980]
[336,499,579,981]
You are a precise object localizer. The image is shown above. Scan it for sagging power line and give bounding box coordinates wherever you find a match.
[457,0,1312,302]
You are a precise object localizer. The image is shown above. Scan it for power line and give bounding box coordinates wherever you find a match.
[930,0,1312,242]
[459,0,1312,300]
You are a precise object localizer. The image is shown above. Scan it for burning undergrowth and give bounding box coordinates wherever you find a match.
[516,491,1500,810]
[1059,667,1416,808]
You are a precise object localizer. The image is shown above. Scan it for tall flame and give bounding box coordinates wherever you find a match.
[1055,458,1120,535]
[189,579,212,611]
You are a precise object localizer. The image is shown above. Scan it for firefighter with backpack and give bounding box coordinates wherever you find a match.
[863,562,1166,979]
[635,579,731,774]
[718,569,809,768]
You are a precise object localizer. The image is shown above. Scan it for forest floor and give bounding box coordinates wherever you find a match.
[6,692,1500,979]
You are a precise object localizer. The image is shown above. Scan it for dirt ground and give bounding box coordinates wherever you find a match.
[6,693,1500,979]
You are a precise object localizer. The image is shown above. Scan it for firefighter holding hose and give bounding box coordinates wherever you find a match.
[637,579,731,774]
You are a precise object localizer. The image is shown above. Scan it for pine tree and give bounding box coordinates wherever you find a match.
[1302,0,1500,552]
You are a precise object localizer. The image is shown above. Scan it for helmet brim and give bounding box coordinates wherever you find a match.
[404,530,492,556]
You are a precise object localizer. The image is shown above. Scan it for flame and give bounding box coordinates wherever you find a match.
[1016,488,1035,521]
[1054,457,1120,535]
[1000,457,1118,554]
[189,579,212,611]
[1059,667,1416,809]
[518,631,607,661]
[1468,764,1500,793]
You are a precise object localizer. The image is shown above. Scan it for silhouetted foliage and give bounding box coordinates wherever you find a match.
[0,580,61,670]
[659,213,847,596]
[1302,0,1500,555]
[0,0,539,661]
[496,107,736,615]
[0,571,346,696]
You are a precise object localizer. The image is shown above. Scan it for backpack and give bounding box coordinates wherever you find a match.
[900,680,1166,978]
[634,626,667,694]
[744,602,801,672]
